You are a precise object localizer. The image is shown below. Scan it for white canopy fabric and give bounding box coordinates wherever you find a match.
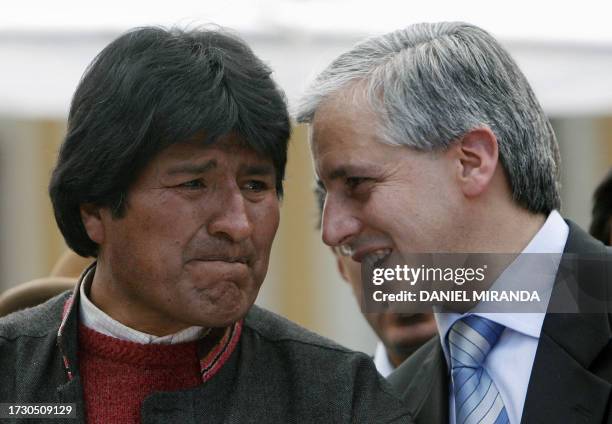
[3,0,612,43]
[1,0,612,118]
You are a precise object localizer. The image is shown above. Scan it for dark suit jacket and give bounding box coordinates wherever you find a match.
[388,221,612,423]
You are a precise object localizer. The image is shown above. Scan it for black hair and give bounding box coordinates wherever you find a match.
[49,26,291,257]
[590,168,612,245]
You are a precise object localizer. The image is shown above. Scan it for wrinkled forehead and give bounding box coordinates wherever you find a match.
[309,94,388,180]
[310,84,374,134]
[169,133,271,161]
[147,134,275,176]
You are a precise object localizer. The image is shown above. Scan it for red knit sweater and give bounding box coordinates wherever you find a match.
[78,325,202,423]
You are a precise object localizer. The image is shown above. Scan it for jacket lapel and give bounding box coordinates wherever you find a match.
[389,338,449,424]
[521,222,612,423]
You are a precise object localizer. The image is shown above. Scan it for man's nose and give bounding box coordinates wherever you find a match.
[321,195,362,248]
[208,189,253,242]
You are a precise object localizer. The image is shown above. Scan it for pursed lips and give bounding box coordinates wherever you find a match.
[188,255,251,265]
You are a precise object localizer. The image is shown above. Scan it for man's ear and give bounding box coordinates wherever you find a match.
[80,203,106,244]
[455,127,499,197]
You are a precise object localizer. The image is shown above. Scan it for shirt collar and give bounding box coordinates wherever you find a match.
[373,341,396,377]
[435,210,569,358]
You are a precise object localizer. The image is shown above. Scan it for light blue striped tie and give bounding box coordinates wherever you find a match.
[448,315,509,424]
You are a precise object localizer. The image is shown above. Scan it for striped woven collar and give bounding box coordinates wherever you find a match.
[57,262,242,383]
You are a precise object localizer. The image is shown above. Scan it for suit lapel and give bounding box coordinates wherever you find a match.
[521,323,611,423]
[414,341,448,424]
[389,338,449,424]
[521,222,612,423]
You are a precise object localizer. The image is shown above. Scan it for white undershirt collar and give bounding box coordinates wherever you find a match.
[373,341,395,377]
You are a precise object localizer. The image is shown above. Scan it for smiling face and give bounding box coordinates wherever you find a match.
[83,135,280,335]
[312,94,465,266]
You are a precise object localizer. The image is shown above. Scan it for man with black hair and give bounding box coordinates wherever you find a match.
[0,27,411,423]
[591,168,612,246]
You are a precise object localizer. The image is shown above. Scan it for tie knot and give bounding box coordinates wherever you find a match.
[448,315,504,369]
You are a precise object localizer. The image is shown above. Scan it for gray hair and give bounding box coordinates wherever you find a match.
[297,21,561,214]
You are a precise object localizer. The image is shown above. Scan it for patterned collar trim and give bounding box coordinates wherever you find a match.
[57,262,242,383]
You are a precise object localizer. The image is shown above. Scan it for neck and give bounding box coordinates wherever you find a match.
[462,166,549,254]
[459,200,548,255]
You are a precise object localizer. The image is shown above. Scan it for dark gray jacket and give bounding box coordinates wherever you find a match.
[0,291,412,423]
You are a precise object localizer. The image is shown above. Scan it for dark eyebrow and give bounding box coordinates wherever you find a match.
[166,160,217,176]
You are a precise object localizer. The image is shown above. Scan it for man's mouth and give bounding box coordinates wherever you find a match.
[190,255,250,265]
[360,248,393,268]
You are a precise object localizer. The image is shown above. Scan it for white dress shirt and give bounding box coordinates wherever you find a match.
[373,341,395,377]
[79,268,208,344]
[435,210,569,424]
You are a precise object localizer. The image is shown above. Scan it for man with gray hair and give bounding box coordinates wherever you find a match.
[298,22,612,424]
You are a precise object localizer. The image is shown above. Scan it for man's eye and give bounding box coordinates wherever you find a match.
[179,179,205,189]
[346,177,368,190]
[243,180,269,192]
